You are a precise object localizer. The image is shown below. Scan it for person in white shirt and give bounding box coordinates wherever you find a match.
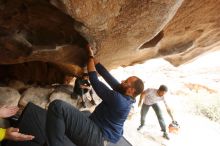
[137,85,174,140]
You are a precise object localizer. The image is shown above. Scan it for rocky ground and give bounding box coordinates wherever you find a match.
[110,50,220,146]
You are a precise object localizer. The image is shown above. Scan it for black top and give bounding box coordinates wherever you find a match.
[74,78,91,94]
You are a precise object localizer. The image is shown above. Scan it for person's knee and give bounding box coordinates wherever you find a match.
[48,99,64,112]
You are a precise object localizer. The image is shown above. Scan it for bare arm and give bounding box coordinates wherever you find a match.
[87,46,120,90]
[87,46,96,72]
[93,58,99,65]
[164,100,174,121]
[86,46,120,105]
[138,91,146,107]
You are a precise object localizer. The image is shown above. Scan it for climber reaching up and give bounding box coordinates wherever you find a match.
[45,45,144,146]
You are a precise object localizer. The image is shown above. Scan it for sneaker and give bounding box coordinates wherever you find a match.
[137,125,144,131]
[163,132,170,140]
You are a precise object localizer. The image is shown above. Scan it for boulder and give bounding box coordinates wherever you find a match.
[0,0,219,83]
[19,87,54,109]
[7,80,30,93]
[48,91,79,109]
[0,87,21,106]
[48,90,97,111]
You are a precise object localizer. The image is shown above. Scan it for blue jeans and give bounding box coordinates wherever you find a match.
[140,103,166,132]
[46,100,105,146]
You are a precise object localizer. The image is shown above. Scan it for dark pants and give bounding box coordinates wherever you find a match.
[4,102,47,146]
[140,103,166,132]
[46,100,104,146]
[4,102,75,146]
[2,102,131,146]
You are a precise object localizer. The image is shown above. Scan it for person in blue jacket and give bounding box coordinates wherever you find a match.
[46,46,144,146]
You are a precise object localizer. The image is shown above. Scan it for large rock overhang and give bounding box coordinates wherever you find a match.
[0,0,220,83]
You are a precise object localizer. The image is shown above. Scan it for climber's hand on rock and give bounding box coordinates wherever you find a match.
[86,44,100,64]
[86,45,94,57]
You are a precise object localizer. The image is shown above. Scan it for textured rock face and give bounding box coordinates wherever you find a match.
[48,91,80,109]
[0,0,220,83]
[0,0,88,76]
[52,0,220,67]
[19,87,54,108]
[52,0,184,67]
[160,0,220,66]
[0,83,98,116]
[0,87,21,106]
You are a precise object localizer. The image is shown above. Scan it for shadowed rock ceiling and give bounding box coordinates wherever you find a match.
[0,0,220,83]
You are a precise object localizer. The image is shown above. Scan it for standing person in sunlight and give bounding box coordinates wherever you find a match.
[137,85,175,140]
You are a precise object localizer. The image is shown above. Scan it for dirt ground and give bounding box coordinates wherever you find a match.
[109,50,220,146]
